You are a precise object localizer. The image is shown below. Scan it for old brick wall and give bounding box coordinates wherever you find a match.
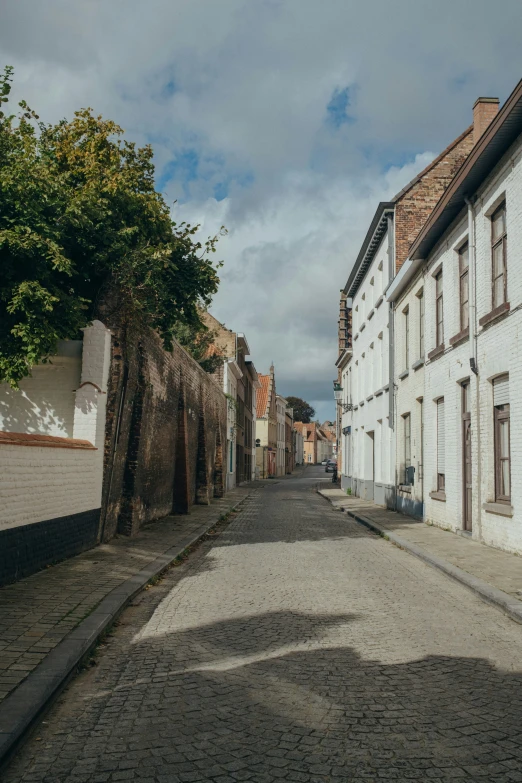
[100,323,227,541]
[395,128,474,271]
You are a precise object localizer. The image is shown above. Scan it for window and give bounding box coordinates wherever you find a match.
[493,375,510,503]
[404,307,409,369]
[404,414,411,483]
[491,203,507,309]
[459,243,469,331]
[436,398,445,492]
[418,289,424,358]
[435,271,444,347]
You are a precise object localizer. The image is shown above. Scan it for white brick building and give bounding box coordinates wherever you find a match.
[0,321,111,584]
[401,83,522,554]
[338,205,395,506]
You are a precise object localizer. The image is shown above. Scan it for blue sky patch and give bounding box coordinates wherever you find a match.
[326,86,356,128]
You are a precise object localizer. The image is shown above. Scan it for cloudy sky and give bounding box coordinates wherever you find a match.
[2,1,522,421]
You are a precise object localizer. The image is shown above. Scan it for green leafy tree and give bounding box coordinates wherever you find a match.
[0,66,225,386]
[286,396,315,423]
[171,320,225,374]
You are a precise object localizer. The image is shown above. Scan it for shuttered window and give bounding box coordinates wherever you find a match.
[493,374,509,406]
[493,375,510,503]
[437,398,445,491]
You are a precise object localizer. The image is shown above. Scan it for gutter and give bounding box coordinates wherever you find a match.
[386,257,425,303]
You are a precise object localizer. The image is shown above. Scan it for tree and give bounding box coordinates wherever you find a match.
[171,320,225,374]
[0,66,225,386]
[286,396,315,423]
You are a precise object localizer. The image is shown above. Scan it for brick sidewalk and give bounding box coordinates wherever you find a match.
[0,485,257,706]
[319,486,522,601]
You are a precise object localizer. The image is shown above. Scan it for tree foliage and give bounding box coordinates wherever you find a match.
[171,320,225,374]
[285,396,315,423]
[0,66,225,386]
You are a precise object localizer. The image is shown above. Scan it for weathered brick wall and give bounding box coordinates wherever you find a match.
[395,128,474,271]
[101,322,227,540]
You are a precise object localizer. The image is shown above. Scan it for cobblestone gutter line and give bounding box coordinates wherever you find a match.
[0,490,255,772]
[318,489,522,626]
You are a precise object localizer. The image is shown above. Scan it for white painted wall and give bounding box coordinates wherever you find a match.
[422,133,522,554]
[0,321,111,531]
[343,230,395,501]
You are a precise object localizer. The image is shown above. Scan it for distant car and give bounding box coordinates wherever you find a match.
[321,460,328,465]
[325,460,337,473]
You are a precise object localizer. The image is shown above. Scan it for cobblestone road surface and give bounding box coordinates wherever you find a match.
[5,468,522,782]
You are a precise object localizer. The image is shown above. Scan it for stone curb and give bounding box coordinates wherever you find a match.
[317,489,522,626]
[0,491,254,771]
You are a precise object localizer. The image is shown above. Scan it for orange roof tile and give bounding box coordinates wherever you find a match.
[256,374,270,418]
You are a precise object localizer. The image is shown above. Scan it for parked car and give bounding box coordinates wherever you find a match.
[321,459,328,465]
[325,460,337,473]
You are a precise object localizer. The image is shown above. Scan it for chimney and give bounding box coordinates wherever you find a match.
[473,97,500,145]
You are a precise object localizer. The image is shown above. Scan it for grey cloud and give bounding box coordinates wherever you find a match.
[2,0,522,412]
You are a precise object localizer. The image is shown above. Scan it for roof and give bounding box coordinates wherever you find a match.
[343,202,394,297]
[343,125,475,299]
[256,374,270,418]
[410,79,522,261]
[391,125,473,202]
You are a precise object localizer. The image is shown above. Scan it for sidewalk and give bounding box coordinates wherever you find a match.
[0,483,259,766]
[318,486,522,624]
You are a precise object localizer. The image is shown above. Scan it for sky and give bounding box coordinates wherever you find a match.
[2,0,522,422]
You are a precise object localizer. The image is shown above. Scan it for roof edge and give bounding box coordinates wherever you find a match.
[343,202,395,296]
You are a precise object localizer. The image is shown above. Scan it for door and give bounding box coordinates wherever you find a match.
[462,382,472,532]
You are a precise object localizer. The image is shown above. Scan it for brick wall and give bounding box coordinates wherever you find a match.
[395,128,474,271]
[101,321,227,540]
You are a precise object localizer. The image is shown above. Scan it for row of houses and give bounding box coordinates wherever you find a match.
[202,313,306,482]
[335,78,522,556]
[0,304,305,586]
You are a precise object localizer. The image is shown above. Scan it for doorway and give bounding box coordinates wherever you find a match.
[462,382,472,532]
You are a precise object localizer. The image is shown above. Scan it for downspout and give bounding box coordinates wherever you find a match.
[465,196,481,541]
[387,213,397,510]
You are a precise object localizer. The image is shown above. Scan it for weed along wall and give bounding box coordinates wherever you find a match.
[100,323,227,541]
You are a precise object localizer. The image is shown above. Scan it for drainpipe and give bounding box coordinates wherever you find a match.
[464,196,481,541]
[387,213,397,510]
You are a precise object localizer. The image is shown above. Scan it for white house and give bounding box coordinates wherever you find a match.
[276,394,287,477]
[397,83,522,554]
[337,101,478,509]
[338,206,395,505]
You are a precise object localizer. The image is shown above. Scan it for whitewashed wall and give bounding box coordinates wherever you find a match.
[0,321,111,532]
[423,132,522,554]
[345,231,394,504]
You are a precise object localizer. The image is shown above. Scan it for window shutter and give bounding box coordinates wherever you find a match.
[437,399,445,473]
[493,375,509,406]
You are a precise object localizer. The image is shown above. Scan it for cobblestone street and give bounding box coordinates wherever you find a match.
[5,467,522,783]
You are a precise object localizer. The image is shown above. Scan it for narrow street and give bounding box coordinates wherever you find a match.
[6,467,522,783]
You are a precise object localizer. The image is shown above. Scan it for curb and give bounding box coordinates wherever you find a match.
[318,490,522,626]
[0,491,253,771]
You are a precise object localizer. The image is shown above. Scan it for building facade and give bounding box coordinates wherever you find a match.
[391,86,522,554]
[276,394,287,476]
[256,366,277,478]
[202,313,257,487]
[285,407,294,474]
[338,104,476,506]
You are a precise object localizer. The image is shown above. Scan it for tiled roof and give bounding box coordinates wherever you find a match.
[256,374,270,417]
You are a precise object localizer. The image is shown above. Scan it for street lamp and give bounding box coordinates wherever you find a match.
[333,381,353,413]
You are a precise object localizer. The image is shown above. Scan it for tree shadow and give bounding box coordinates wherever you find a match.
[10,609,522,783]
